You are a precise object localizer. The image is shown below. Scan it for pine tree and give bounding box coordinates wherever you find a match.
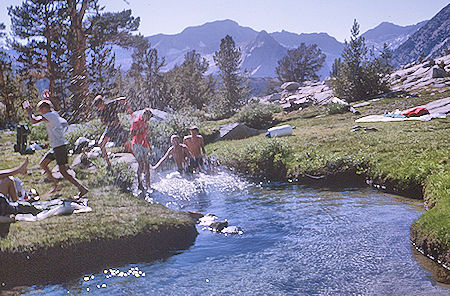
[276,43,326,83]
[0,22,13,123]
[166,50,214,110]
[128,37,166,109]
[331,20,391,102]
[8,0,69,110]
[213,35,248,118]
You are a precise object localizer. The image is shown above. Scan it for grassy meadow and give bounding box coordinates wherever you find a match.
[208,90,450,265]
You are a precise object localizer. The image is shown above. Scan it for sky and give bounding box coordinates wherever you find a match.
[1,0,449,42]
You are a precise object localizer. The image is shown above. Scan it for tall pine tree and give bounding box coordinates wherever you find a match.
[9,0,69,109]
[128,37,166,109]
[213,35,247,118]
[331,20,391,102]
[166,50,214,110]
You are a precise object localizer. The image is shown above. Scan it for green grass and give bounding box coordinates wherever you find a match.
[0,132,194,253]
[207,90,450,263]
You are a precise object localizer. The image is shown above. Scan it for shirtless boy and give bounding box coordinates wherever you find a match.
[24,91,88,198]
[153,135,192,174]
[183,126,206,172]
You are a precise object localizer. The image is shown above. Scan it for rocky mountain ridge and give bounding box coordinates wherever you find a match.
[392,3,450,65]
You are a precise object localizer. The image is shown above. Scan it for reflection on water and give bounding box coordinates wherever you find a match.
[19,170,449,295]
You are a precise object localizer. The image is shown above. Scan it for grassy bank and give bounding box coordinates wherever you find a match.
[0,132,197,288]
[208,90,449,269]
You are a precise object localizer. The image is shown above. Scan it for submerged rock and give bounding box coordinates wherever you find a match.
[222,226,243,235]
[208,221,228,232]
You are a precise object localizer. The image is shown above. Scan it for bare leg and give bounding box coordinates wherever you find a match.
[124,141,133,154]
[0,158,28,179]
[144,161,150,189]
[100,136,112,167]
[59,164,88,197]
[0,177,18,201]
[137,162,144,190]
[40,157,59,193]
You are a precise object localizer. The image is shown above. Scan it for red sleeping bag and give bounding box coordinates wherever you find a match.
[402,107,429,117]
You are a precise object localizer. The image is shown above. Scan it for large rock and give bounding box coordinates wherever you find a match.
[216,123,259,141]
[431,66,447,78]
[280,82,300,91]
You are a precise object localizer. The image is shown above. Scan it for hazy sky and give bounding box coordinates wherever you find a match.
[1,0,448,42]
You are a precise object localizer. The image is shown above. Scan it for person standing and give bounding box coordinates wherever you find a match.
[130,109,153,190]
[93,95,134,168]
[183,126,206,172]
[23,90,88,197]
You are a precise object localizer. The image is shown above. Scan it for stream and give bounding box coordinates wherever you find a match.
[19,170,449,295]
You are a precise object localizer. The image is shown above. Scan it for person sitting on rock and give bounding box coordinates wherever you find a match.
[183,126,206,172]
[153,135,193,174]
[130,108,153,190]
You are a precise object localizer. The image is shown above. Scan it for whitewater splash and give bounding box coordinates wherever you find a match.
[134,169,249,210]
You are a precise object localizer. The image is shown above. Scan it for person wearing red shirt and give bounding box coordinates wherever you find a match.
[130,109,153,190]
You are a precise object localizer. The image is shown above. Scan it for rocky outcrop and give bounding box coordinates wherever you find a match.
[392,3,450,66]
[389,54,450,91]
[259,80,334,112]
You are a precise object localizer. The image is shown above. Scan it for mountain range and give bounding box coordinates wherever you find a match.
[113,18,432,78]
[3,4,449,79]
[391,3,450,65]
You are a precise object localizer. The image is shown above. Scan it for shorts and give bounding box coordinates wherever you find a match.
[190,157,203,169]
[132,144,151,164]
[102,124,129,146]
[43,145,68,165]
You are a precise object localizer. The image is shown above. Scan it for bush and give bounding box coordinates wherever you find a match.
[214,138,292,180]
[234,102,282,129]
[326,102,349,115]
[29,123,48,143]
[65,119,104,148]
[89,159,134,191]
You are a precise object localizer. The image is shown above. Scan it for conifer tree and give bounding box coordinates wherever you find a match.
[213,35,248,118]
[8,0,69,109]
[276,43,326,83]
[128,37,166,109]
[331,20,391,102]
[166,50,214,110]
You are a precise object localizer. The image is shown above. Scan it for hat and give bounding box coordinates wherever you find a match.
[190,125,199,131]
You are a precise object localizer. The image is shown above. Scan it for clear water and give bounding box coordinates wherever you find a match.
[19,170,449,295]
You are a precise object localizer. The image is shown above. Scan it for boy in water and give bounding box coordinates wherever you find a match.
[93,95,134,168]
[183,126,206,172]
[130,109,153,190]
[23,91,88,198]
[153,135,193,174]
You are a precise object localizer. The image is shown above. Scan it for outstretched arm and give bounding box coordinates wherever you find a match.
[200,136,206,156]
[152,147,172,170]
[116,97,133,116]
[22,101,45,124]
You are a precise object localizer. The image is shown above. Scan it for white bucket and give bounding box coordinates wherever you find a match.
[266,124,293,138]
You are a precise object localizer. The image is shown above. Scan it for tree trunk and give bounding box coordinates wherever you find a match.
[68,0,90,121]
[0,66,12,121]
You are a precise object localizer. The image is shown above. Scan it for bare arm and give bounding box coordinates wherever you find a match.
[116,97,133,116]
[200,136,206,155]
[153,147,173,170]
[22,101,45,124]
